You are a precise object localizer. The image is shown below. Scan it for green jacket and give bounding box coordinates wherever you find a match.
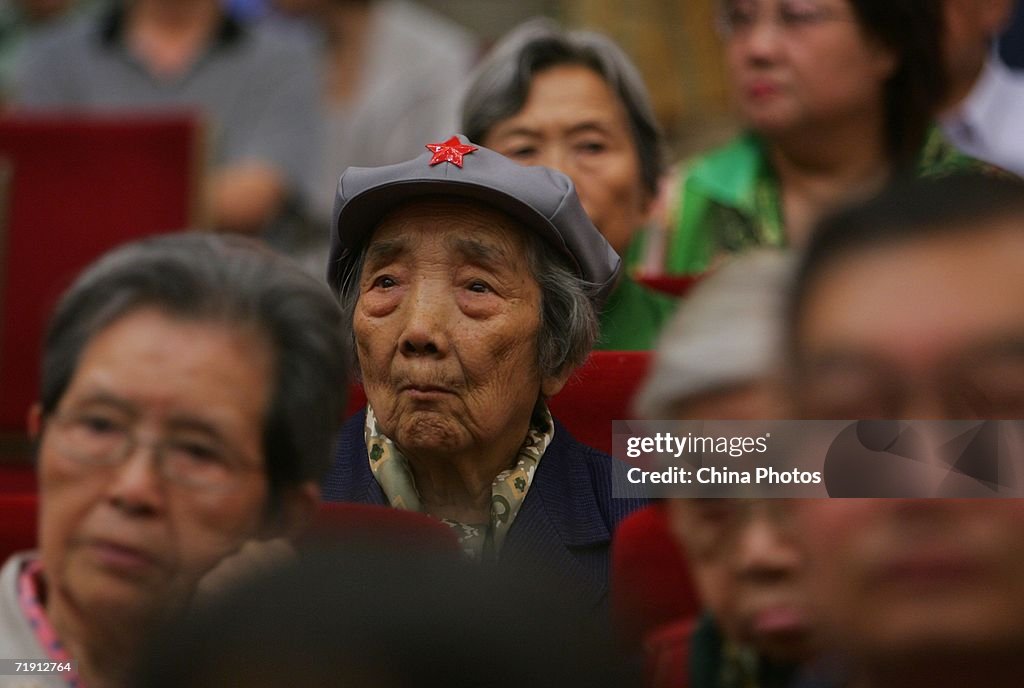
[596,274,677,351]
[661,129,999,276]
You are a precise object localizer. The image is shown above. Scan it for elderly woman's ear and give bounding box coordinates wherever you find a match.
[541,368,574,399]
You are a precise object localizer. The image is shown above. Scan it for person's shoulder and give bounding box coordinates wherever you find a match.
[679,132,762,181]
[372,0,477,71]
[917,126,1020,180]
[550,422,649,510]
[19,11,97,61]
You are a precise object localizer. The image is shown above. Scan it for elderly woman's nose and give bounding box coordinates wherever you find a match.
[734,516,801,582]
[104,448,165,518]
[535,145,573,177]
[398,284,451,357]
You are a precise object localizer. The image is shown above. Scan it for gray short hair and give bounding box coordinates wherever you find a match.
[333,204,598,388]
[41,233,349,508]
[461,19,665,197]
[634,250,795,418]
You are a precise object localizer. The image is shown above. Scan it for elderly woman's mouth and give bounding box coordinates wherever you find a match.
[399,384,456,398]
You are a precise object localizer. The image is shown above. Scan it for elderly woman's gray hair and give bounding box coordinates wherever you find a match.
[461,19,665,197]
[333,204,600,386]
[633,250,795,418]
[40,233,350,507]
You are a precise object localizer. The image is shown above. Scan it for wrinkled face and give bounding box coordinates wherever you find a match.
[668,499,812,662]
[482,64,651,255]
[37,309,274,623]
[353,199,560,461]
[793,221,1024,419]
[722,0,896,136]
[796,499,1024,665]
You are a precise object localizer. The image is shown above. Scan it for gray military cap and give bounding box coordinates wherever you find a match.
[327,135,621,307]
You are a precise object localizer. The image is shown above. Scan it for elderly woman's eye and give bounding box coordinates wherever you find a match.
[507,146,537,160]
[76,412,126,436]
[371,275,398,289]
[576,141,607,155]
[467,280,493,294]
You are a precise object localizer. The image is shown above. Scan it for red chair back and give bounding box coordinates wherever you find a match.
[550,350,650,453]
[0,461,35,493]
[305,502,460,555]
[0,113,203,434]
[612,504,700,653]
[636,274,702,298]
[0,492,38,561]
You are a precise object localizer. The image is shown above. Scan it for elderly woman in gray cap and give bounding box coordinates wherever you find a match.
[321,136,647,604]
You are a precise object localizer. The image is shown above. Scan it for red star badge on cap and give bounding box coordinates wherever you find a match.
[426,136,478,168]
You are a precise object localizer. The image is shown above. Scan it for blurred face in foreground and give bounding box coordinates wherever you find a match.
[792,218,1024,420]
[668,499,813,662]
[36,309,275,627]
[791,218,1024,684]
[796,499,1024,683]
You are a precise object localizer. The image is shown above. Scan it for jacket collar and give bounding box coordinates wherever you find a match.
[99,3,243,48]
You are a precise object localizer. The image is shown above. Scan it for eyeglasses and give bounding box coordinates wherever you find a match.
[718,1,855,37]
[794,343,1024,420]
[679,499,797,561]
[46,409,261,492]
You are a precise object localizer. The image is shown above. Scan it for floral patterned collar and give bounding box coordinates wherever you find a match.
[364,404,554,561]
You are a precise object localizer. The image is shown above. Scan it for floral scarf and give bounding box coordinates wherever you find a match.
[364,404,554,561]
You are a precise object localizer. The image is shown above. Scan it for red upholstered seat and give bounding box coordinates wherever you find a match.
[0,113,203,435]
[342,350,651,455]
[0,492,38,561]
[636,274,703,298]
[304,502,460,554]
[0,462,36,493]
[644,616,698,688]
[612,504,700,653]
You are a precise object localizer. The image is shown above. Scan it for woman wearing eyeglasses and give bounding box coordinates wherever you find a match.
[658,0,994,276]
[0,234,348,687]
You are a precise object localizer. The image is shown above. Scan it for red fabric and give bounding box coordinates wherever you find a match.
[305,502,460,555]
[343,351,651,455]
[0,463,36,493]
[636,274,702,298]
[0,492,38,561]
[644,617,697,688]
[0,114,202,432]
[612,504,700,653]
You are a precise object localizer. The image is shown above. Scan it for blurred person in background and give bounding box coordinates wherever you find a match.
[0,0,97,98]
[462,21,676,350]
[939,0,1024,175]
[634,251,813,688]
[0,234,349,687]
[786,174,1024,688]
[12,0,322,253]
[657,0,992,277]
[312,0,478,211]
[223,0,479,274]
[322,137,647,605]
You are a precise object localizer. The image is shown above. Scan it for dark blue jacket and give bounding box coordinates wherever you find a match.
[322,409,649,609]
